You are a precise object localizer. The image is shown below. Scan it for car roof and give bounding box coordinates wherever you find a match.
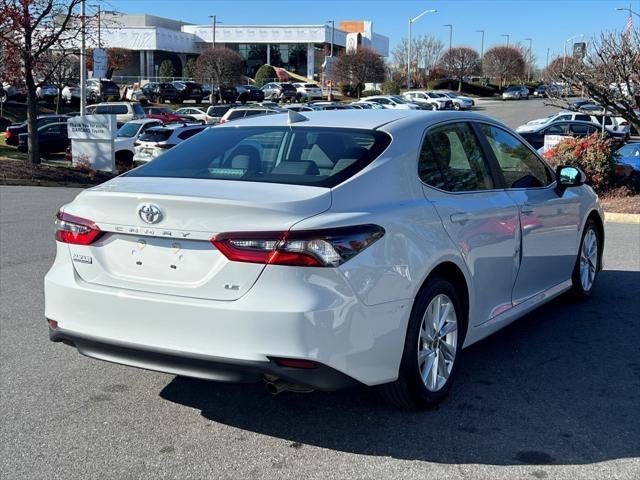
[216,109,500,131]
[125,118,163,125]
[147,123,205,131]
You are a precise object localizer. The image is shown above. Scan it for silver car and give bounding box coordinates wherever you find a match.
[502,85,530,100]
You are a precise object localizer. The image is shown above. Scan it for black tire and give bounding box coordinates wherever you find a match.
[454,104,460,111]
[570,218,601,300]
[115,151,134,173]
[378,276,467,410]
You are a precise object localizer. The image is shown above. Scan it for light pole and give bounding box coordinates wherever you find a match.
[476,29,485,62]
[407,9,437,90]
[524,37,532,82]
[546,47,550,70]
[80,0,86,116]
[326,20,335,100]
[615,5,640,18]
[444,24,453,51]
[211,15,217,48]
[501,33,510,46]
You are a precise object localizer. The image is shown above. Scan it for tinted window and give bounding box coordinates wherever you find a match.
[127,127,391,188]
[227,111,247,120]
[111,105,128,115]
[556,115,571,121]
[132,104,145,115]
[139,129,173,142]
[574,114,591,122]
[177,128,205,140]
[419,123,494,192]
[545,124,568,134]
[95,105,110,114]
[480,124,552,188]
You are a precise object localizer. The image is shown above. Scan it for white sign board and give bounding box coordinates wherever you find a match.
[68,114,116,172]
[92,48,108,79]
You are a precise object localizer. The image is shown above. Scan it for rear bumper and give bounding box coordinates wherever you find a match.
[45,244,411,387]
[49,326,359,390]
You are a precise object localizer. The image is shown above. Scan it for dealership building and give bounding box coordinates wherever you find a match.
[97,14,390,81]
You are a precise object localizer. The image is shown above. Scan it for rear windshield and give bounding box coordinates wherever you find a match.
[207,106,231,116]
[127,127,392,188]
[101,81,118,89]
[139,128,173,142]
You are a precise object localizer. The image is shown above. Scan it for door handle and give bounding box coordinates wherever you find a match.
[521,204,535,214]
[450,212,471,223]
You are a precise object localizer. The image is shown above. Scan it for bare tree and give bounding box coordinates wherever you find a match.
[334,47,386,99]
[195,47,243,88]
[42,50,79,112]
[0,0,84,164]
[546,31,640,133]
[482,46,526,87]
[438,47,480,91]
[390,35,444,87]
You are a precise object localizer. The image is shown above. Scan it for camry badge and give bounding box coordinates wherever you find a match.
[138,203,163,224]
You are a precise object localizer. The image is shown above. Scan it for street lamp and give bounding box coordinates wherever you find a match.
[209,15,217,48]
[80,0,86,116]
[407,8,437,90]
[476,29,485,63]
[89,4,117,48]
[524,37,532,82]
[443,24,453,51]
[501,33,510,46]
[326,20,335,100]
[615,6,640,17]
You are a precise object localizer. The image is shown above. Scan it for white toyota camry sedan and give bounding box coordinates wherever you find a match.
[45,110,604,409]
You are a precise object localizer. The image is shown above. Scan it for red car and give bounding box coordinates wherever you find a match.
[143,107,196,124]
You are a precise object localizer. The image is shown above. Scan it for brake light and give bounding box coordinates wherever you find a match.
[5,130,12,140]
[55,211,103,245]
[211,225,385,267]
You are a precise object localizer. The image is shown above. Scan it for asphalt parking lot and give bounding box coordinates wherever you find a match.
[1,101,639,480]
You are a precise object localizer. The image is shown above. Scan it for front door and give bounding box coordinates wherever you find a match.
[476,123,582,305]
[419,122,521,325]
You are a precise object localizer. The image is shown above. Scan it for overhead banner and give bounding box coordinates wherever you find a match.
[68,114,116,172]
[92,48,108,78]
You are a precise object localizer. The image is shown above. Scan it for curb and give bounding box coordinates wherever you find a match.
[605,212,640,224]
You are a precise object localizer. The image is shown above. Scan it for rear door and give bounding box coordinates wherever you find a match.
[476,123,581,305]
[420,122,520,325]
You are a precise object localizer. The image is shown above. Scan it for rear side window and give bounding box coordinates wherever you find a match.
[95,105,110,114]
[177,128,205,140]
[419,122,494,192]
[479,124,552,188]
[139,129,173,142]
[575,114,591,122]
[227,111,247,120]
[127,127,391,188]
[111,105,128,115]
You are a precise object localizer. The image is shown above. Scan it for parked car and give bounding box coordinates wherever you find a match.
[114,119,164,170]
[235,85,265,103]
[17,122,69,155]
[261,82,297,102]
[86,78,120,103]
[361,95,421,110]
[502,85,529,100]
[35,83,59,103]
[533,84,564,98]
[292,83,323,101]
[354,101,385,110]
[209,85,239,104]
[403,91,449,110]
[61,83,81,104]
[615,143,640,190]
[175,107,210,124]
[517,111,630,137]
[0,84,6,104]
[172,81,204,103]
[568,99,594,111]
[281,104,316,112]
[46,109,605,409]
[132,123,207,164]
[1,82,26,103]
[4,114,69,146]
[144,106,197,124]
[86,102,146,126]
[205,104,234,125]
[141,82,180,104]
[519,120,627,149]
[436,91,475,109]
[218,105,284,124]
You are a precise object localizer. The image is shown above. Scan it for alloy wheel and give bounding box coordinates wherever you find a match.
[418,294,458,392]
[579,228,598,291]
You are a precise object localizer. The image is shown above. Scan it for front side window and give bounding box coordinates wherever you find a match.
[419,123,494,192]
[479,124,552,188]
[127,127,391,188]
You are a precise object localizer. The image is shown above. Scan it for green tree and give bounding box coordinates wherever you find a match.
[183,57,197,79]
[158,59,175,81]
[254,64,277,87]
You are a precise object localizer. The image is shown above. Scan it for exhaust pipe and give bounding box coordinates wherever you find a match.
[264,378,314,395]
[265,379,288,395]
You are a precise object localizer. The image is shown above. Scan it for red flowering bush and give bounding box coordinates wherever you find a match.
[543,133,618,193]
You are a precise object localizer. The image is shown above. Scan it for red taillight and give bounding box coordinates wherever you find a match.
[48,319,58,329]
[211,225,385,267]
[55,211,103,245]
[273,358,318,369]
[219,118,227,124]
[5,130,12,139]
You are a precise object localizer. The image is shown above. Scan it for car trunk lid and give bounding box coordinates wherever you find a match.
[63,176,331,300]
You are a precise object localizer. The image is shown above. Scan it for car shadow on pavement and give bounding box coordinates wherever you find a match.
[160,270,640,466]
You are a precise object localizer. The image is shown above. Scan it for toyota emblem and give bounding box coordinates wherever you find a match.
[138,203,163,224]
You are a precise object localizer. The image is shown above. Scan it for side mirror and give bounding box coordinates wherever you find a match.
[556,165,586,195]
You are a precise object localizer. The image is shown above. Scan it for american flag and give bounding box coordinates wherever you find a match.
[626,14,633,39]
